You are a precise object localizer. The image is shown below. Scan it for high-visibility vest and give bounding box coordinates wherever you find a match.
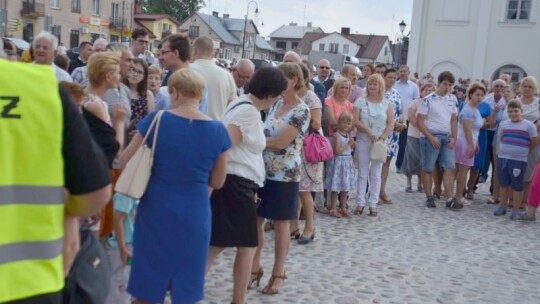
[0,59,65,302]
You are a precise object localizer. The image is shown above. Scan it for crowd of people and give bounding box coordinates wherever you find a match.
[2,27,540,304]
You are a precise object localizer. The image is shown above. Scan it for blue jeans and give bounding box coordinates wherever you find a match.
[420,135,456,172]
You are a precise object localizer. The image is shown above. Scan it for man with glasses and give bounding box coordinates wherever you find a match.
[231,59,255,96]
[314,59,334,96]
[131,28,157,65]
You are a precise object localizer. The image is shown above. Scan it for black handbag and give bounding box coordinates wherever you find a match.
[63,229,111,304]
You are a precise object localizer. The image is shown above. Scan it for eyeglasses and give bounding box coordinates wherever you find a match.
[319,66,330,70]
[130,68,144,76]
[137,39,149,45]
[160,49,174,55]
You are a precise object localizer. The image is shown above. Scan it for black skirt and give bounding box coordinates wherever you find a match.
[210,174,259,247]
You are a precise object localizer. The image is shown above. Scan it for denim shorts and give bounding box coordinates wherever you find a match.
[498,158,527,192]
[420,134,456,172]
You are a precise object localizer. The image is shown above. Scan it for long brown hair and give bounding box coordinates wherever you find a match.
[124,58,149,97]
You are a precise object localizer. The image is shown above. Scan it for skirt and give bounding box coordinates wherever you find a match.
[257,180,299,220]
[299,155,324,192]
[325,155,356,192]
[210,174,259,247]
[399,136,423,176]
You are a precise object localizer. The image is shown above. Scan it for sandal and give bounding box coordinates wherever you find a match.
[327,208,342,218]
[289,229,300,239]
[262,272,287,295]
[379,195,393,204]
[464,192,474,200]
[369,207,378,217]
[248,267,264,289]
[339,208,352,217]
[353,206,364,215]
[315,206,329,214]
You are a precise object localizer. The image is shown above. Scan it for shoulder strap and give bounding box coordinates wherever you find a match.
[225,101,254,116]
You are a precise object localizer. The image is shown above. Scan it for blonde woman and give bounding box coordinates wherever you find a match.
[325,77,354,137]
[120,69,231,303]
[353,74,395,216]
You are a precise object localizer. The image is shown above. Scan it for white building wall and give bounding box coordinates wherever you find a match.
[409,0,540,82]
[311,33,360,56]
[374,40,394,65]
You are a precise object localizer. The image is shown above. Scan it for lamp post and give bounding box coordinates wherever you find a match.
[252,18,264,59]
[242,1,258,59]
[397,19,406,67]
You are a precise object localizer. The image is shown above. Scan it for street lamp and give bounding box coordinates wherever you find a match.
[252,18,264,59]
[397,20,407,67]
[242,1,259,58]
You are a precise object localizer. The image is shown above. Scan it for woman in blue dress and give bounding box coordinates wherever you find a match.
[119,69,231,303]
[380,68,406,203]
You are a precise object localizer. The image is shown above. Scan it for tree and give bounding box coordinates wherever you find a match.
[141,0,206,22]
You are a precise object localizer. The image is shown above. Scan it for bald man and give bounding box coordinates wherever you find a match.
[313,59,335,96]
[191,36,236,119]
[283,51,301,63]
[231,59,254,96]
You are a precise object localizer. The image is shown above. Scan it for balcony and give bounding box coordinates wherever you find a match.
[109,17,125,29]
[21,1,45,18]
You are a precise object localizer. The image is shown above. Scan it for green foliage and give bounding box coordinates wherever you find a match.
[141,0,206,22]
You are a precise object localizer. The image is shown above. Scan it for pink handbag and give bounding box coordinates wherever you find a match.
[304,131,334,163]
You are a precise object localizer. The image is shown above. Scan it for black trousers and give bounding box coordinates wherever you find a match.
[395,121,409,170]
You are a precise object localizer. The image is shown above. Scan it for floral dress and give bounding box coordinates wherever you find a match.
[128,96,149,141]
[263,98,311,182]
[384,89,402,157]
[299,90,324,192]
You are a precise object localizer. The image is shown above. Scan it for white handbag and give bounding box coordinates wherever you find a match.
[115,111,164,199]
[365,101,388,163]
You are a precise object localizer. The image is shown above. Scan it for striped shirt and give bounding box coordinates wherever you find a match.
[498,119,538,162]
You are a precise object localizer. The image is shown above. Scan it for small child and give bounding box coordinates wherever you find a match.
[105,193,138,304]
[494,100,538,219]
[325,112,356,217]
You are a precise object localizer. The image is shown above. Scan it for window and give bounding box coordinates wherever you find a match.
[224,48,232,60]
[319,43,325,51]
[243,50,251,58]
[276,41,286,49]
[92,0,100,16]
[343,44,349,54]
[111,2,120,19]
[71,0,81,13]
[291,42,299,49]
[329,43,338,53]
[163,23,170,33]
[189,26,199,37]
[384,47,388,56]
[234,46,240,53]
[507,0,531,20]
[51,0,60,9]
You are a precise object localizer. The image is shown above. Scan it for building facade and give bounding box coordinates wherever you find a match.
[409,0,539,82]
[178,11,272,61]
[134,14,179,52]
[1,0,134,48]
[268,22,323,61]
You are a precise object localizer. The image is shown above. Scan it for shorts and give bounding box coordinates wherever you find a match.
[420,134,456,172]
[454,137,474,167]
[497,158,526,192]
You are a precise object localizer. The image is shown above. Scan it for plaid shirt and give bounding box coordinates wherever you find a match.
[71,66,87,84]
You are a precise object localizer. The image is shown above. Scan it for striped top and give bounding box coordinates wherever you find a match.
[498,119,538,162]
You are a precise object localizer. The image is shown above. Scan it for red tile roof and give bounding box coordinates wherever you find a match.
[134,14,180,25]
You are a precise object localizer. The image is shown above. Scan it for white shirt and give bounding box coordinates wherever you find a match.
[52,63,73,82]
[221,96,266,186]
[417,92,457,136]
[191,59,237,119]
[393,79,420,120]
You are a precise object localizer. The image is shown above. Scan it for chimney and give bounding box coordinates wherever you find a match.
[289,22,297,26]
[212,11,219,17]
[307,22,312,27]
[341,27,350,35]
[223,14,229,18]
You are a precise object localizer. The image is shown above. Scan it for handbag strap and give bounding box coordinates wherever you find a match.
[140,110,164,156]
[365,100,372,128]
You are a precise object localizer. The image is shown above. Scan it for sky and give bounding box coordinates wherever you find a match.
[199,0,414,42]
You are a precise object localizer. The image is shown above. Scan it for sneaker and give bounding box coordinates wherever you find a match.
[515,213,536,221]
[510,210,522,220]
[446,198,463,210]
[417,186,424,193]
[405,186,413,193]
[493,207,507,216]
[426,196,436,208]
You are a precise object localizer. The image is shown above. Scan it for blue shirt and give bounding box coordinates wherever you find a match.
[108,193,138,248]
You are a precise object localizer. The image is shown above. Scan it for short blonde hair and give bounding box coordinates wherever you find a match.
[168,69,206,100]
[520,76,539,92]
[277,63,304,91]
[148,64,163,78]
[87,52,121,87]
[365,74,386,98]
[332,77,352,98]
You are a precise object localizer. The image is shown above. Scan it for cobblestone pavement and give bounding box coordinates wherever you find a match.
[201,168,540,304]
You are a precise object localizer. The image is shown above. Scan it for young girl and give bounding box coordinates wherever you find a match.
[124,58,155,141]
[325,112,357,217]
